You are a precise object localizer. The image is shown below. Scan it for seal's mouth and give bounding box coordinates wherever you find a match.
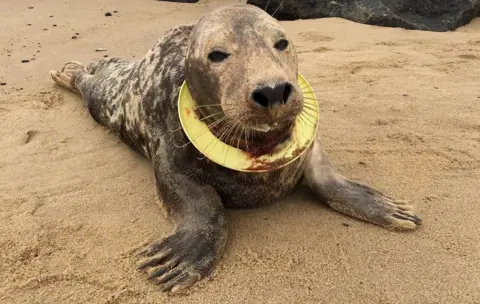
[250,122,282,133]
[250,123,273,133]
[206,115,296,157]
[243,120,295,157]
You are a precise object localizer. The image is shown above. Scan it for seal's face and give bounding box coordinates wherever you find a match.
[185,4,302,154]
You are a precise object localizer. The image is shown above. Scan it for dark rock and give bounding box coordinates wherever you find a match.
[247,0,480,32]
[113,10,118,13]
[28,6,34,9]
[105,12,112,16]
[21,60,30,63]
[0,82,6,86]
[72,36,77,39]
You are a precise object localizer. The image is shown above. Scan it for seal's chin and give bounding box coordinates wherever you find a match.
[237,118,296,157]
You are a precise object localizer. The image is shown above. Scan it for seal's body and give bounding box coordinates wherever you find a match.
[69,24,305,208]
[50,4,421,293]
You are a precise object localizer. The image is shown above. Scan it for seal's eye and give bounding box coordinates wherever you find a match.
[208,51,230,63]
[274,39,289,51]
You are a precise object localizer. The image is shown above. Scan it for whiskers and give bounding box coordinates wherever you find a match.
[300,83,323,96]
[195,116,236,160]
[297,82,320,128]
[264,0,284,18]
[171,107,252,164]
[199,116,250,163]
[271,0,285,18]
[192,103,224,109]
[168,110,222,133]
[244,122,251,151]
[172,114,230,149]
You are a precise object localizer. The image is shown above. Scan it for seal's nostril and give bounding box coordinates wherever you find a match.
[282,83,292,104]
[253,91,269,108]
[252,82,293,108]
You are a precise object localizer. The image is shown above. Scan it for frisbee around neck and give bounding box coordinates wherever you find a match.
[178,73,319,172]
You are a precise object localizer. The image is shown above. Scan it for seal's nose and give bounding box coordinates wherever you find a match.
[252,82,293,108]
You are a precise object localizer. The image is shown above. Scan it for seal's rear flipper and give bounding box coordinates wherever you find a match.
[50,61,89,95]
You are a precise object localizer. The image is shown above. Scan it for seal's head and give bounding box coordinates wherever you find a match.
[185,4,303,155]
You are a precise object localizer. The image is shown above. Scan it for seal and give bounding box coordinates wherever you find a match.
[49,4,422,293]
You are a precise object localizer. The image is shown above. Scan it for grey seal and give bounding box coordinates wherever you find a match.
[49,4,421,293]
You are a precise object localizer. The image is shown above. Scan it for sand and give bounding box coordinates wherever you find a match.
[1,0,479,303]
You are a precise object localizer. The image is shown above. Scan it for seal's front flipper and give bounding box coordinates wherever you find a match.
[137,225,226,292]
[304,139,422,231]
[137,156,228,292]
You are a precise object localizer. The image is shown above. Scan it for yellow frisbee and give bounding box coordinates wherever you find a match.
[178,74,319,172]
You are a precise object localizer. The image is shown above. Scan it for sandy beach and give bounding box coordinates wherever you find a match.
[1,0,479,303]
